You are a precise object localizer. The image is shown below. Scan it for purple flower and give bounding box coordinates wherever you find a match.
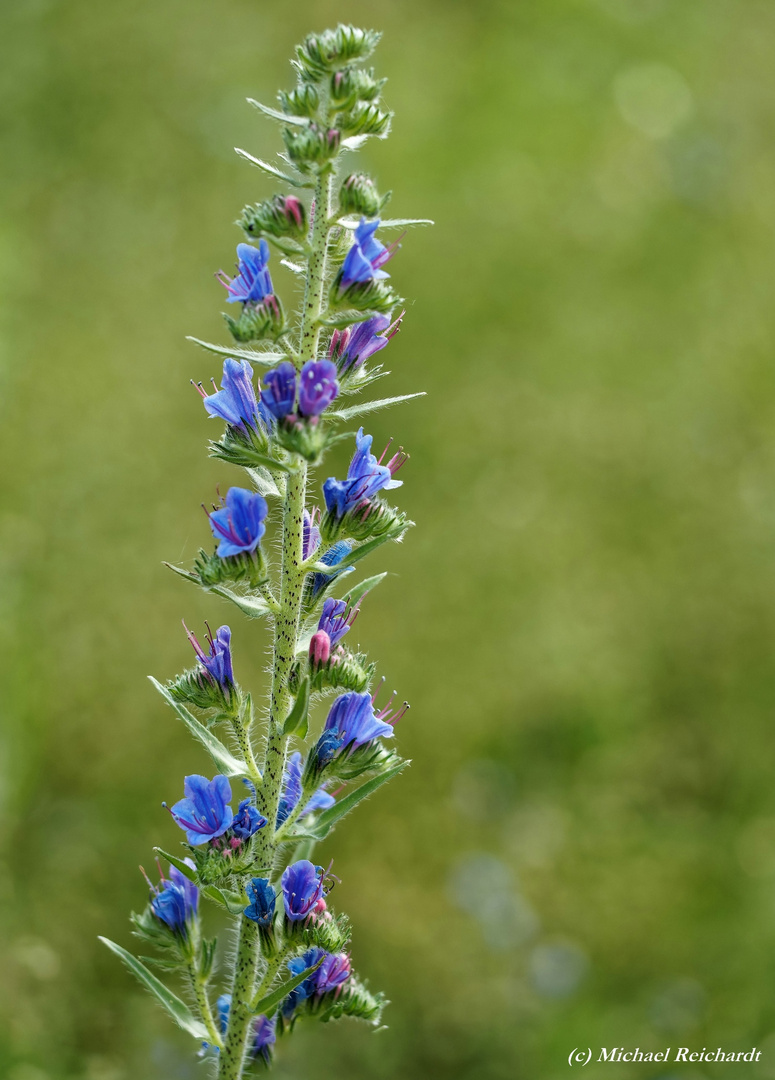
[230,798,267,840]
[322,428,405,520]
[303,508,321,560]
[276,752,335,826]
[149,861,199,938]
[321,691,394,754]
[314,952,351,995]
[309,539,353,598]
[281,860,326,922]
[170,775,233,845]
[298,360,339,416]
[218,241,274,304]
[318,597,358,647]
[199,358,267,432]
[252,1014,276,1064]
[209,487,268,557]
[329,312,403,374]
[244,877,276,927]
[339,219,395,291]
[261,361,297,420]
[185,623,234,697]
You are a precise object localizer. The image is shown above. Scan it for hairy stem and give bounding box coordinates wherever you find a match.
[219,162,334,1080]
[188,961,222,1051]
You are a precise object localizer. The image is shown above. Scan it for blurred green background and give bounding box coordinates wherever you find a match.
[4,0,775,1077]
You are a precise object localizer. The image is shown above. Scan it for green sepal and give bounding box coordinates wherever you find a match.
[294,25,381,80]
[98,937,209,1041]
[209,430,292,473]
[316,976,385,1024]
[334,102,391,138]
[306,911,352,953]
[294,651,374,695]
[278,84,319,118]
[151,847,243,911]
[224,296,284,343]
[234,147,315,189]
[328,275,400,315]
[330,392,426,422]
[199,937,217,981]
[320,502,410,545]
[283,677,311,738]
[294,759,408,840]
[148,678,247,777]
[339,172,390,217]
[251,958,324,1016]
[247,98,310,127]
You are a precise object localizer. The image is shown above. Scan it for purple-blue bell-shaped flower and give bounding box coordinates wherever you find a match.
[322,428,405,520]
[244,877,276,928]
[298,360,339,416]
[317,597,358,647]
[252,1014,276,1064]
[261,361,297,421]
[276,751,335,826]
[209,487,268,558]
[149,862,199,939]
[314,952,352,995]
[322,691,394,753]
[329,312,403,374]
[185,623,234,696]
[230,798,267,840]
[281,860,326,922]
[169,774,234,845]
[303,508,321,560]
[199,358,268,433]
[339,219,395,291]
[218,241,274,304]
[309,540,353,598]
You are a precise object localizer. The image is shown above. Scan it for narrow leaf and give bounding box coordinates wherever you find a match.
[203,885,247,914]
[338,216,434,229]
[331,392,426,422]
[148,678,247,777]
[234,148,314,189]
[186,336,286,365]
[246,98,309,127]
[99,938,209,1041]
[153,847,196,882]
[247,466,283,500]
[310,527,412,579]
[251,959,323,1016]
[283,678,311,738]
[163,566,274,619]
[344,572,388,607]
[297,761,409,840]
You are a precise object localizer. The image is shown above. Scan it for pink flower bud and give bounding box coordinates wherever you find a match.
[309,630,331,668]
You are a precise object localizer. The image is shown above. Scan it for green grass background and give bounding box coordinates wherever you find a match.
[3,0,775,1077]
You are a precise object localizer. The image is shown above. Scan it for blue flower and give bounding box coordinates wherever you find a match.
[230,798,267,840]
[322,428,404,520]
[309,540,353,598]
[185,623,234,697]
[298,360,339,416]
[252,1014,276,1064]
[281,860,326,922]
[303,508,321,560]
[218,241,274,305]
[209,487,268,558]
[339,219,395,291]
[282,947,326,1016]
[261,361,297,420]
[314,952,351,995]
[276,752,335,826]
[200,358,268,432]
[217,993,231,1034]
[320,691,394,755]
[244,878,276,927]
[149,862,199,938]
[317,597,357,647]
[170,774,234,845]
[329,312,403,374]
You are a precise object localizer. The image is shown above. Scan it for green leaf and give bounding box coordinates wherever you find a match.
[234,147,314,189]
[251,959,323,1016]
[149,678,247,777]
[153,847,196,882]
[99,938,209,1041]
[283,677,311,738]
[163,566,274,619]
[203,885,247,914]
[331,392,426,422]
[320,309,377,330]
[344,572,388,607]
[246,98,310,127]
[186,336,286,365]
[338,216,434,229]
[310,527,412,579]
[296,761,409,840]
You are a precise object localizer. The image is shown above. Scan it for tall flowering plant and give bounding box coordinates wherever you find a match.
[100,24,430,1078]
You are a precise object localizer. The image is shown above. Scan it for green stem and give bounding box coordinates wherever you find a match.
[217,916,259,1079]
[250,951,286,1011]
[188,961,222,1050]
[219,162,335,1080]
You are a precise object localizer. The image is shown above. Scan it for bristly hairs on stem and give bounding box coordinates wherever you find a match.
[100,22,431,1078]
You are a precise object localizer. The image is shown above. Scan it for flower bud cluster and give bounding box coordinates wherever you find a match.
[339,173,388,217]
[240,195,307,243]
